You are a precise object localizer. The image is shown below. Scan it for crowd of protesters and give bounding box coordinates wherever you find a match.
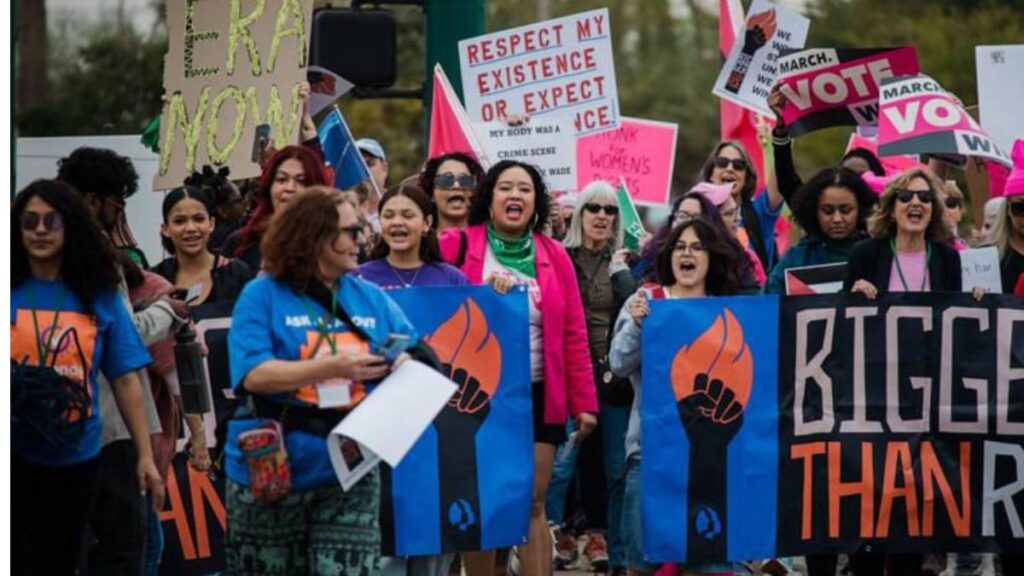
[11,71,1024,576]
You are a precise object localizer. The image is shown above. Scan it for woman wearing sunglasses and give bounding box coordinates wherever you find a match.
[699,141,784,273]
[939,180,969,251]
[991,139,1024,294]
[12,180,160,575]
[420,152,486,232]
[438,160,598,576]
[226,187,420,575]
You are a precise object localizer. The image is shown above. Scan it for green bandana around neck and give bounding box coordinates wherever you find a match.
[487,222,536,278]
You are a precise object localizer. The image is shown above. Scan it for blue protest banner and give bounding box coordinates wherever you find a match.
[384,286,533,555]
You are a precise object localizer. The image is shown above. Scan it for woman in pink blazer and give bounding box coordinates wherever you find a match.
[439,160,598,576]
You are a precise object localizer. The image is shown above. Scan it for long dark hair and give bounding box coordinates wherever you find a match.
[468,160,551,234]
[370,183,443,263]
[656,219,740,296]
[420,152,485,201]
[160,185,214,253]
[699,140,769,268]
[791,167,877,239]
[232,145,329,258]
[12,180,122,311]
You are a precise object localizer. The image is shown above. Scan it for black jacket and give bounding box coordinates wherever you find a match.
[843,237,962,294]
[151,254,254,306]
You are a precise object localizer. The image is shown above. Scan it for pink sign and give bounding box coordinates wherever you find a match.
[877,75,1011,167]
[845,132,925,176]
[575,117,678,206]
[777,47,919,136]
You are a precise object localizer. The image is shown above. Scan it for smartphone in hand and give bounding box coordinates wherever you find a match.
[377,334,411,363]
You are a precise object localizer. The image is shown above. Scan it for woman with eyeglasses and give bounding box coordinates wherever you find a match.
[420,152,486,232]
[438,160,598,576]
[763,168,877,296]
[226,187,420,575]
[12,180,160,575]
[223,145,329,271]
[990,139,1024,294]
[609,219,740,576]
[699,141,785,272]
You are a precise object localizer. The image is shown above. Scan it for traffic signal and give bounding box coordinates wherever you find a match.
[310,8,398,89]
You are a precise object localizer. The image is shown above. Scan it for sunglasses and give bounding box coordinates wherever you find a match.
[435,172,476,190]
[943,197,963,210]
[583,203,619,216]
[713,157,748,171]
[20,212,65,232]
[1010,201,1024,217]
[338,225,363,243]
[894,189,935,204]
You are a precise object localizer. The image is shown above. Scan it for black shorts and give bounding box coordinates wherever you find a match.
[532,381,568,446]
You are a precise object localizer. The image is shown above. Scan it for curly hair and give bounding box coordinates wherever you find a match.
[791,167,877,238]
[419,152,485,201]
[232,145,329,259]
[160,186,214,253]
[261,186,357,292]
[370,183,443,263]
[12,180,122,311]
[468,160,551,234]
[185,165,239,211]
[56,146,139,199]
[868,167,951,244]
[656,219,740,296]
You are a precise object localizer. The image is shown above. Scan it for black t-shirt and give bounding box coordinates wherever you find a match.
[1002,247,1024,294]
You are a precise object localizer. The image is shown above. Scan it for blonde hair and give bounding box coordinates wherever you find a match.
[562,180,625,250]
[868,167,951,244]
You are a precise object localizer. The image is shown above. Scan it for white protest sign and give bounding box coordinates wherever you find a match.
[458,9,619,136]
[976,45,1024,154]
[327,360,457,490]
[307,65,354,118]
[712,0,810,117]
[960,246,1002,294]
[475,117,576,191]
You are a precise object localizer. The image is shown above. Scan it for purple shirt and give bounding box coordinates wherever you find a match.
[356,259,468,290]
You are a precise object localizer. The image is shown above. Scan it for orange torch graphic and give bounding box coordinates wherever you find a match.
[725,9,778,94]
[670,309,753,563]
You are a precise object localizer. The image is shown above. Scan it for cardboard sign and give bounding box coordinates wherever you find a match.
[476,116,576,191]
[878,75,1011,167]
[960,246,1003,294]
[576,117,678,206]
[458,9,620,136]
[976,45,1024,154]
[155,0,315,189]
[712,0,809,117]
[777,47,919,136]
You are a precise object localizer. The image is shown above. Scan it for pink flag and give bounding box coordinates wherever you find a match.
[428,64,491,166]
[719,0,766,192]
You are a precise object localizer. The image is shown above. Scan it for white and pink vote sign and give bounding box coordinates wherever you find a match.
[878,75,1011,167]
[776,47,919,136]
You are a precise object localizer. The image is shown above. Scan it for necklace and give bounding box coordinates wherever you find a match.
[890,239,932,292]
[387,261,424,287]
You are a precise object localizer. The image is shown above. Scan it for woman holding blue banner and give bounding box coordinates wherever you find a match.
[763,167,877,296]
[225,188,419,576]
[610,218,740,576]
[438,160,598,576]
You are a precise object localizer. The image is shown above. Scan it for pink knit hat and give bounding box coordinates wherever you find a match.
[860,171,897,196]
[689,182,733,207]
[1004,139,1024,197]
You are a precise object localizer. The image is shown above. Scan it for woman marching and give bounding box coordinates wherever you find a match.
[438,160,599,576]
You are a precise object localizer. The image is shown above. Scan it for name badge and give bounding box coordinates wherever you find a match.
[317,379,352,408]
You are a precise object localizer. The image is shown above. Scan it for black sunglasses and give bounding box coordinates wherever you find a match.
[943,197,963,210]
[20,212,65,232]
[713,156,748,171]
[338,225,363,242]
[583,203,619,216]
[435,172,476,190]
[1010,201,1024,217]
[894,189,935,204]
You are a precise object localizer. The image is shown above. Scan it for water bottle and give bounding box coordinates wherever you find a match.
[175,323,211,414]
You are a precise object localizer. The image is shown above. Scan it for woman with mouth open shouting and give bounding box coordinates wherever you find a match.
[420,152,486,233]
[609,218,740,576]
[438,160,599,576]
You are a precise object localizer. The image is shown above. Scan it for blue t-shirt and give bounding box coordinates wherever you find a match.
[743,190,783,270]
[356,259,468,290]
[11,278,151,466]
[226,274,419,490]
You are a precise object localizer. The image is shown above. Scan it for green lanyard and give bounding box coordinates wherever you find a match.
[890,239,932,292]
[28,284,66,367]
[300,286,339,356]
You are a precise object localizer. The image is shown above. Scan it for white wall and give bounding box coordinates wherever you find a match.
[16,135,166,265]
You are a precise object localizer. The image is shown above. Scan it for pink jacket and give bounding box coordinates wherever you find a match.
[439,225,598,424]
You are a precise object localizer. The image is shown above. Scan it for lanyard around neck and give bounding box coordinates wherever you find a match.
[890,239,932,292]
[301,284,339,355]
[28,283,66,367]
